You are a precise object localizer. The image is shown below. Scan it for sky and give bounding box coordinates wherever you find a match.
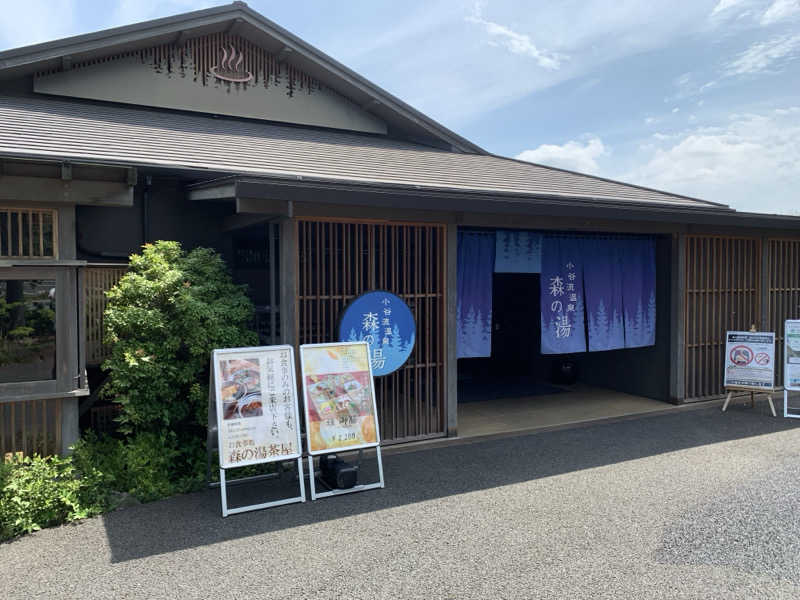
[1,0,799,214]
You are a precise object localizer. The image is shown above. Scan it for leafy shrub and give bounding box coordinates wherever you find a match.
[72,431,207,504]
[0,454,109,541]
[101,241,256,497]
[70,433,127,493]
[103,241,256,434]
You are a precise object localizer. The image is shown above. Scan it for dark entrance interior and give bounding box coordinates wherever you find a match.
[457,235,675,436]
[458,273,565,403]
[490,274,540,378]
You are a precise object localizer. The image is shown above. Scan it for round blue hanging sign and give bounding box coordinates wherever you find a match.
[338,291,416,377]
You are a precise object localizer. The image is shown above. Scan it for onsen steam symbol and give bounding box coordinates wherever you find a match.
[730,345,753,366]
[210,45,253,83]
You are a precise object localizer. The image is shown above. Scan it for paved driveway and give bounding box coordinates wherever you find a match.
[3,406,800,599]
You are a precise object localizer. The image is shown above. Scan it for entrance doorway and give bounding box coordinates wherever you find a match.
[457,234,674,438]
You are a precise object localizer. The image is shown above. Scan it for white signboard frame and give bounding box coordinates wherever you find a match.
[211,345,305,516]
[784,320,800,419]
[299,341,385,501]
[723,331,776,391]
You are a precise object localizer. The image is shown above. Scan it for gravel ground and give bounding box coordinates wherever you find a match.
[3,405,800,599]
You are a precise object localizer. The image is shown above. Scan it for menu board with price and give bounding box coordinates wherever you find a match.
[299,341,380,455]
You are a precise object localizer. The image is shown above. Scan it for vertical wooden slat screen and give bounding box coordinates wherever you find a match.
[296,218,447,444]
[684,235,761,400]
[0,399,62,458]
[0,207,57,258]
[85,265,128,365]
[768,239,800,387]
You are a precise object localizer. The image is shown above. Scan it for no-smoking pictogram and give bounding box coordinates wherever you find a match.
[755,352,770,365]
[730,345,753,366]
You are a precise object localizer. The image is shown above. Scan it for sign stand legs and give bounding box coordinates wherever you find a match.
[721,387,776,417]
[307,447,385,501]
[722,391,733,412]
[219,457,306,517]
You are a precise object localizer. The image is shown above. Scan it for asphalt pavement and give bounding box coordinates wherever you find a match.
[3,405,800,599]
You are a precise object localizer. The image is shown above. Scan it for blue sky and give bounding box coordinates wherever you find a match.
[2,0,799,214]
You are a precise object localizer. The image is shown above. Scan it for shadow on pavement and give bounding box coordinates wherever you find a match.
[102,406,799,562]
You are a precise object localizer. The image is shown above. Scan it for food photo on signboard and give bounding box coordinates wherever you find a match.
[301,343,380,453]
[219,358,264,420]
[211,346,306,516]
[299,341,386,500]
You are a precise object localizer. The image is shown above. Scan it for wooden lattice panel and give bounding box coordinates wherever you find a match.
[0,207,57,258]
[296,219,447,444]
[768,239,800,387]
[85,265,127,365]
[684,235,761,400]
[0,398,61,458]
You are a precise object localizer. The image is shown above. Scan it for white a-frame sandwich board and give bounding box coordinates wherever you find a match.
[299,341,385,500]
[211,345,305,516]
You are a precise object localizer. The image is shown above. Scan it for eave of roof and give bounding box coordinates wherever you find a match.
[0,93,732,218]
[191,175,800,231]
[0,2,483,154]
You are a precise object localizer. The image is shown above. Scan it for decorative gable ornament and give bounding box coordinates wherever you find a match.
[210,45,254,84]
[32,32,387,134]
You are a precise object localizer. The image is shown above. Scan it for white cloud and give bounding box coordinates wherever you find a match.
[711,0,748,16]
[674,72,692,87]
[724,33,800,75]
[761,0,800,25]
[623,107,800,213]
[466,7,565,70]
[515,137,606,175]
[672,107,680,113]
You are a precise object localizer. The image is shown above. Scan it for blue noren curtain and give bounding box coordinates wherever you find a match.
[457,231,495,358]
[540,235,586,354]
[495,230,541,273]
[621,238,656,348]
[583,238,625,351]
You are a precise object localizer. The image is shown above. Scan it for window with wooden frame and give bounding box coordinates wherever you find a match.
[0,207,58,259]
[0,266,82,402]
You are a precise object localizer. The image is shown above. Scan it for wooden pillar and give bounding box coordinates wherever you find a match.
[57,267,81,453]
[279,216,297,347]
[57,205,75,260]
[446,223,458,436]
[60,398,79,455]
[760,236,770,332]
[670,233,686,403]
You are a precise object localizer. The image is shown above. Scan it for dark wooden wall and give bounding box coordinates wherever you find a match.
[295,218,447,444]
[683,235,800,400]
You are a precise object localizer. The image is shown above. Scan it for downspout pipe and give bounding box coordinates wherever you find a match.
[142,175,152,244]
